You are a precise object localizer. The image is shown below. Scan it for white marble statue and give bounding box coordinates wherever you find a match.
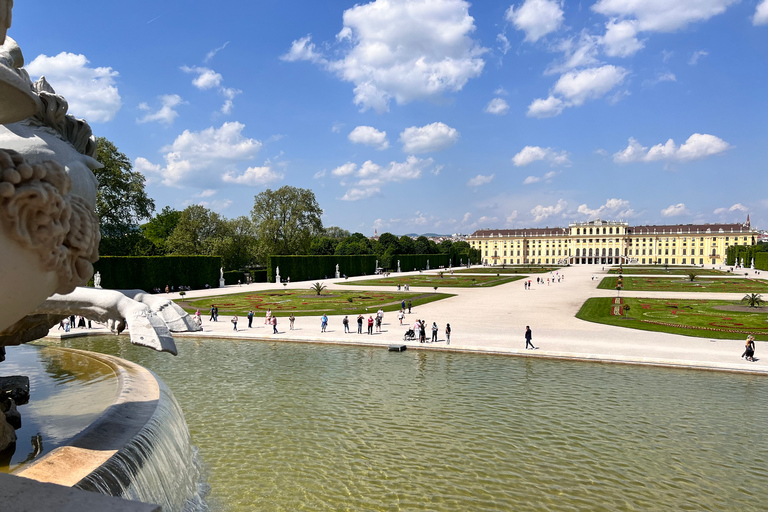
[93,271,101,288]
[0,20,199,351]
[426,259,430,270]
[335,263,340,279]
[275,266,280,283]
[397,260,401,272]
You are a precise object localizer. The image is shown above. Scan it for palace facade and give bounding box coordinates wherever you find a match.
[468,218,758,266]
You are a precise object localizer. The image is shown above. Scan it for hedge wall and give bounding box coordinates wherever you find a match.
[93,256,221,291]
[224,270,246,286]
[393,254,450,271]
[267,255,377,282]
[726,244,768,268]
[251,269,268,283]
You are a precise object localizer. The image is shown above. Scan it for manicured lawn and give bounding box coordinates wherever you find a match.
[607,266,730,276]
[452,266,563,274]
[598,276,768,293]
[340,274,525,288]
[577,297,768,341]
[183,289,454,317]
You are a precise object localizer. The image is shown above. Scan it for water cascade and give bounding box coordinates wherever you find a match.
[75,376,209,511]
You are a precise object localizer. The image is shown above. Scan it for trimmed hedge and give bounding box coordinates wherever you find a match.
[224,270,246,285]
[93,256,221,291]
[250,269,267,283]
[393,254,450,271]
[757,252,768,271]
[268,255,377,282]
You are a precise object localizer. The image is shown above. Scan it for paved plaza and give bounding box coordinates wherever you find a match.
[49,265,768,374]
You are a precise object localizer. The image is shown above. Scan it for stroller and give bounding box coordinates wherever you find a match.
[403,328,416,341]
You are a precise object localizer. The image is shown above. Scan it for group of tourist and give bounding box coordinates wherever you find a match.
[57,315,91,332]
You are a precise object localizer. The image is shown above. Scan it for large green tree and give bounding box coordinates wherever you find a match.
[210,216,259,269]
[251,186,323,261]
[94,137,155,241]
[141,206,181,253]
[335,233,374,255]
[166,205,226,255]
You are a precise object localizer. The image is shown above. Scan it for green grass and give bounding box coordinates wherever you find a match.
[598,276,768,293]
[340,274,525,288]
[576,297,768,341]
[183,289,454,317]
[452,266,562,274]
[607,266,729,276]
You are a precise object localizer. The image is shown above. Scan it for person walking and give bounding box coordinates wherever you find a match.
[321,314,328,333]
[401,300,406,310]
[367,315,374,335]
[357,314,363,334]
[419,320,426,343]
[247,310,254,328]
[289,313,295,330]
[525,326,535,349]
[742,335,756,361]
[407,300,412,314]
[272,315,278,334]
[398,309,404,325]
[210,305,215,321]
[265,308,272,325]
[231,315,238,331]
[431,322,438,343]
[445,323,451,345]
[343,316,350,333]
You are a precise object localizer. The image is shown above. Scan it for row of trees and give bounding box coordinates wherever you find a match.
[94,137,479,270]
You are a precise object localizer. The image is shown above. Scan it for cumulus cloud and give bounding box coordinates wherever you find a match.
[506,211,519,224]
[592,0,738,33]
[136,122,264,188]
[181,66,222,89]
[661,203,689,217]
[613,134,731,163]
[222,164,283,186]
[528,65,627,117]
[337,156,437,200]
[348,126,389,150]
[531,199,566,222]
[714,203,748,214]
[25,52,121,122]
[399,122,459,153]
[137,94,184,125]
[506,0,565,42]
[512,146,570,166]
[282,0,486,112]
[467,174,494,187]
[546,32,602,75]
[522,170,559,184]
[755,0,768,25]
[485,97,510,115]
[602,19,644,57]
[576,198,635,218]
[220,87,242,115]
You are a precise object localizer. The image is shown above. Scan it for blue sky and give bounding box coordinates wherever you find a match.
[12,0,768,235]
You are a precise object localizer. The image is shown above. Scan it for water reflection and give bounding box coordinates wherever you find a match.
[0,345,118,472]
[38,336,768,511]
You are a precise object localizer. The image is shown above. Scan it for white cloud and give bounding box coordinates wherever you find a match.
[661,203,689,217]
[526,95,564,117]
[506,0,565,42]
[337,156,437,200]
[592,0,738,33]
[181,66,222,89]
[688,49,709,65]
[331,162,358,176]
[546,32,601,74]
[137,122,263,187]
[512,146,570,166]
[204,42,230,63]
[220,87,242,115]
[222,164,283,186]
[642,72,676,87]
[522,170,559,184]
[523,175,541,184]
[467,174,494,187]
[313,169,327,179]
[284,0,486,112]
[497,33,512,55]
[348,126,389,150]
[399,122,459,153]
[576,198,635,218]
[755,0,768,25]
[485,97,510,115]
[528,65,627,117]
[602,19,644,57]
[506,211,518,224]
[137,94,184,125]
[553,65,628,106]
[531,199,566,222]
[196,189,217,198]
[714,203,748,214]
[331,122,345,133]
[613,133,731,163]
[25,52,121,123]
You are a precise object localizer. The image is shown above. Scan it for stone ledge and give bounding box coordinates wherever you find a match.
[0,473,160,512]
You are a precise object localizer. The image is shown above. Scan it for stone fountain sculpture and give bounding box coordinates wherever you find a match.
[0,6,199,454]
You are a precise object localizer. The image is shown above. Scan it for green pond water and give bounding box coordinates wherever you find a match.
[37,336,768,511]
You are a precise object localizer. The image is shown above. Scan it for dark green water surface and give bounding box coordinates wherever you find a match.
[39,336,768,511]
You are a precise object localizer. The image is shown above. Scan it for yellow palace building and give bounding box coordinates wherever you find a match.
[468,217,758,267]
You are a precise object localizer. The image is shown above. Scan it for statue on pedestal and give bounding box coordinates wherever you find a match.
[397,260,401,272]
[93,271,101,289]
[275,266,281,283]
[335,263,340,279]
